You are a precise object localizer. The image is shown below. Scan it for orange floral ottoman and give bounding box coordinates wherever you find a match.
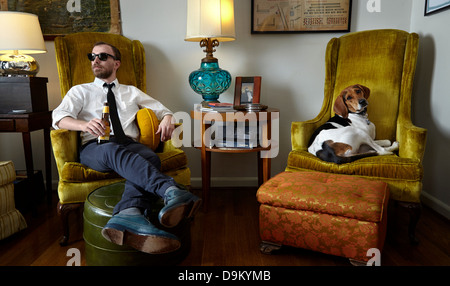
[256,171,389,263]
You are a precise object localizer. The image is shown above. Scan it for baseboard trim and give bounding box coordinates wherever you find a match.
[421,191,450,220]
[190,176,258,188]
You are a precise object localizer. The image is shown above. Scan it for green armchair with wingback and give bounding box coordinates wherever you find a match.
[51,32,190,245]
[286,29,427,243]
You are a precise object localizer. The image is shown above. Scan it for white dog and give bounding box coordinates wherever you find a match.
[308,84,399,164]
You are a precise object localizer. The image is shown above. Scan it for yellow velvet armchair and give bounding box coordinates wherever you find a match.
[286,29,427,243]
[51,32,190,245]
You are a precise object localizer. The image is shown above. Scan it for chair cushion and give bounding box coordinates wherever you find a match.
[57,167,191,204]
[257,171,389,223]
[157,149,188,172]
[61,162,121,182]
[61,149,188,183]
[136,108,161,151]
[287,150,423,181]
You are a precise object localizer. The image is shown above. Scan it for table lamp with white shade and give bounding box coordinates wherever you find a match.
[0,11,47,77]
[185,0,235,105]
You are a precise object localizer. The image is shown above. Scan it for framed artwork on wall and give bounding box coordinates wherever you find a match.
[0,0,122,40]
[251,0,352,34]
[425,0,450,15]
[234,77,262,106]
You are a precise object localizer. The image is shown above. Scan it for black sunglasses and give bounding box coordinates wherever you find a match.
[87,53,117,61]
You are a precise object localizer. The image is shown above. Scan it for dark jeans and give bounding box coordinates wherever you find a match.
[80,138,177,215]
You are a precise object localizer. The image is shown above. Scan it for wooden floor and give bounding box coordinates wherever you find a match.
[1,187,450,267]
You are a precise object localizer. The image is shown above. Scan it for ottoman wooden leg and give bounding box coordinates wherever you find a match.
[260,241,282,254]
[349,259,368,266]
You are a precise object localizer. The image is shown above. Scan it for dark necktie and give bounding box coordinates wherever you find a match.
[104,83,127,143]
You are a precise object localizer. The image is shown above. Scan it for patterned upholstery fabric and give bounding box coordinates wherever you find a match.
[0,161,27,240]
[257,171,389,262]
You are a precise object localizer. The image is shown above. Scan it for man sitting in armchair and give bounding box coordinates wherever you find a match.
[52,41,201,254]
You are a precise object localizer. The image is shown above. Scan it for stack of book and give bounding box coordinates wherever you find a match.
[209,122,258,149]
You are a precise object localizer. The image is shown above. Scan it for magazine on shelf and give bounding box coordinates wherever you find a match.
[196,103,235,112]
[208,121,259,149]
[208,102,234,108]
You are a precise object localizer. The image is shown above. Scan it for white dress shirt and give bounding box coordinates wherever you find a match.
[52,78,173,145]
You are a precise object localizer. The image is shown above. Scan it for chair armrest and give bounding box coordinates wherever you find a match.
[50,129,79,177]
[397,120,427,161]
[291,115,330,151]
[156,123,183,153]
[137,108,184,153]
[158,140,178,153]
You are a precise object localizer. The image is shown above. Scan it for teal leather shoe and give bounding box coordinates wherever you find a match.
[101,213,181,254]
[159,188,202,228]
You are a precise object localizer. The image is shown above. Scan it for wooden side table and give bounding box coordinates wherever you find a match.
[190,108,279,211]
[0,111,53,205]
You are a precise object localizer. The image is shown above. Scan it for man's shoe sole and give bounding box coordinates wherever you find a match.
[159,197,202,228]
[101,227,181,254]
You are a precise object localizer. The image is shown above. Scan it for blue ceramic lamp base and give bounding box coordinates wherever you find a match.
[189,61,231,106]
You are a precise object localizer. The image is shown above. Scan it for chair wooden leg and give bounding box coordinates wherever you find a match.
[260,241,282,254]
[407,202,422,245]
[57,202,83,246]
[399,202,422,245]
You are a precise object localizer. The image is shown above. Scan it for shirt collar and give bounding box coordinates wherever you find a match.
[94,77,120,90]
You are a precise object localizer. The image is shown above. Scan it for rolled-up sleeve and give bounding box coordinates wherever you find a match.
[136,89,173,120]
[52,88,83,129]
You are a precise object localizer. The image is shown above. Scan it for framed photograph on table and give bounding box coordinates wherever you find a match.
[234,77,262,106]
[425,0,450,15]
[251,0,352,33]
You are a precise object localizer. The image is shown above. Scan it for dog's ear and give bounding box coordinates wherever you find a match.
[356,84,371,99]
[333,91,349,118]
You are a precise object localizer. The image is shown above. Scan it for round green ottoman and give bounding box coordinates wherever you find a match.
[83,182,191,266]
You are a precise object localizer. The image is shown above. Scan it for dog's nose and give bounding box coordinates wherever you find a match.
[359,99,368,106]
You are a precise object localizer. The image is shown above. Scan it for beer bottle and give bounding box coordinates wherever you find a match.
[98,102,111,144]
